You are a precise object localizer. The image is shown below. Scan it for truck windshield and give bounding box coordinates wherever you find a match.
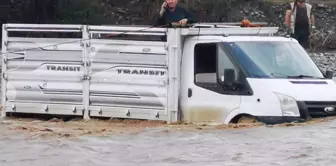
[226,41,325,79]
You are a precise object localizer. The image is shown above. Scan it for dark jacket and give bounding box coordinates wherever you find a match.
[154,5,197,27]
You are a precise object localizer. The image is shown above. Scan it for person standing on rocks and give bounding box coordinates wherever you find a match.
[154,0,196,27]
[285,0,316,49]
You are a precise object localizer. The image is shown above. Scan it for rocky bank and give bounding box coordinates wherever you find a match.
[310,52,336,74]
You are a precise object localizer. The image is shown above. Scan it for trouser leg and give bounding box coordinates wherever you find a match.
[298,31,310,49]
[294,28,310,49]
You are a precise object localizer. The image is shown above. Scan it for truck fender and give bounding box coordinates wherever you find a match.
[223,108,243,124]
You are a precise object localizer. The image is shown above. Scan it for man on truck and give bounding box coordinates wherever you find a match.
[285,0,316,49]
[154,0,197,27]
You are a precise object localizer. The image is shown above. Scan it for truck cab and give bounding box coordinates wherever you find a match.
[1,23,335,125]
[180,35,335,125]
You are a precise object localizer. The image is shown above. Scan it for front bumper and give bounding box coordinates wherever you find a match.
[256,101,336,125]
[256,116,306,125]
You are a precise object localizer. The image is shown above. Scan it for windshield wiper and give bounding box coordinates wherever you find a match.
[271,73,324,79]
[287,75,324,79]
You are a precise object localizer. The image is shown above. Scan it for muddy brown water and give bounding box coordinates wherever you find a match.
[1,117,336,166]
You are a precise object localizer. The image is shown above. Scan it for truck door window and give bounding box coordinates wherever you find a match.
[193,42,239,84]
[193,43,251,95]
[194,43,217,84]
[217,45,239,82]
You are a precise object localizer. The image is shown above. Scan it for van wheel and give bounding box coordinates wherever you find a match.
[237,116,258,124]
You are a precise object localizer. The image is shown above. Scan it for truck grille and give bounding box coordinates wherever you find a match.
[304,101,336,117]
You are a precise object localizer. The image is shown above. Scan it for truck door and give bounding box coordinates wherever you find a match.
[182,42,242,124]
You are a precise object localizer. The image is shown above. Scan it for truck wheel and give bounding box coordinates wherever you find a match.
[237,115,258,124]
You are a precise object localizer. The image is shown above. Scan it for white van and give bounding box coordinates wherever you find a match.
[1,23,335,125]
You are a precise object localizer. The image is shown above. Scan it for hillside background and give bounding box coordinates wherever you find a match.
[0,0,336,49]
[1,0,335,24]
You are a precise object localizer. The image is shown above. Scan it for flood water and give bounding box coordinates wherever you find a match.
[0,118,336,166]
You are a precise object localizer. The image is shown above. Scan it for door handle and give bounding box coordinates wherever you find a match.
[188,88,192,98]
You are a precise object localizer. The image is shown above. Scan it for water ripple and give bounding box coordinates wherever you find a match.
[0,120,336,166]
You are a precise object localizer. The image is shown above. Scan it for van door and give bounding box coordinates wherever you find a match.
[182,42,243,124]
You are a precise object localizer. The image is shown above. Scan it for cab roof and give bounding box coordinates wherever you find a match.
[188,35,297,43]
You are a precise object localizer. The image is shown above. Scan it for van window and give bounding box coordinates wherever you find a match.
[194,43,217,84]
[193,42,251,95]
[217,45,239,82]
[227,41,324,78]
[194,43,217,75]
[194,43,240,83]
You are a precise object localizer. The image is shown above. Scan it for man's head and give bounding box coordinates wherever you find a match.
[165,0,178,10]
[296,0,305,6]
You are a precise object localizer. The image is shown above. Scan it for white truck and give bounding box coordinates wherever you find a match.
[1,23,336,125]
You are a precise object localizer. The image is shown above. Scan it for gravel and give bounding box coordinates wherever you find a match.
[310,52,336,74]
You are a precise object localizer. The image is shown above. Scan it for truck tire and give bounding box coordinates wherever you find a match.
[237,115,258,124]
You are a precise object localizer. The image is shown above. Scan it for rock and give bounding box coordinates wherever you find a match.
[317,4,327,8]
[309,51,336,75]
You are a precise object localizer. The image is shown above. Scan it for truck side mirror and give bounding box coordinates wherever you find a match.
[326,70,334,79]
[223,68,235,86]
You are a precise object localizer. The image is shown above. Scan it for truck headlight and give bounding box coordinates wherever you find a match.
[274,92,300,116]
